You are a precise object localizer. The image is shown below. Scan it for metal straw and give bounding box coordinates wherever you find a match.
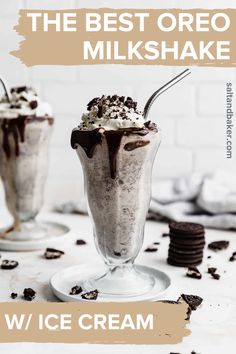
[0,77,11,103]
[143,68,191,120]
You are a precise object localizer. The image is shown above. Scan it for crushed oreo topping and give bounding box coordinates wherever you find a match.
[162,233,169,237]
[186,266,202,279]
[87,95,139,113]
[29,100,38,109]
[23,288,36,301]
[81,289,99,300]
[144,246,158,252]
[208,240,229,251]
[229,251,236,262]
[11,86,27,94]
[179,294,203,311]
[80,94,145,129]
[70,285,83,295]
[1,260,19,270]
[11,293,18,299]
[44,248,65,259]
[76,239,87,246]
[10,103,21,109]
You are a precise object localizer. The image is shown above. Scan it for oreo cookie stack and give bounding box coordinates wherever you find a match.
[167,222,205,267]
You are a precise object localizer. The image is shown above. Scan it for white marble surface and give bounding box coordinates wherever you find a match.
[0,212,236,354]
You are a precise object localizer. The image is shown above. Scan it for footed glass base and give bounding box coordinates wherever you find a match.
[0,220,70,251]
[83,264,155,297]
[3,220,50,241]
[50,264,171,302]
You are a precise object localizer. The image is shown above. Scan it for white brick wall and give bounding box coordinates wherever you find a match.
[0,0,236,207]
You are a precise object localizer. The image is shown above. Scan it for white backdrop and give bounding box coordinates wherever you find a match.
[0,0,236,210]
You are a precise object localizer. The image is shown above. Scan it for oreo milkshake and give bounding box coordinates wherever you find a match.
[71,95,161,296]
[0,86,54,239]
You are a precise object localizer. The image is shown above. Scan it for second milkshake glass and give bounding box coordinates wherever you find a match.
[0,86,54,241]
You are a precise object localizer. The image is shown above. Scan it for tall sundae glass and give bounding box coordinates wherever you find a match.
[71,95,161,297]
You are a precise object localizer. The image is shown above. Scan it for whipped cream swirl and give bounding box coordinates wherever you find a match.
[0,86,52,119]
[80,95,145,130]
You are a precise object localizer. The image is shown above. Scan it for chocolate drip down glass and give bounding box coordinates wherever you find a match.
[72,125,161,297]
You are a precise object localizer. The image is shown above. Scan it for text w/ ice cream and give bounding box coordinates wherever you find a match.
[5,313,154,331]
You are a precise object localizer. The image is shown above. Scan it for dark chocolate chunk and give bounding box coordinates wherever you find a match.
[208,240,229,251]
[70,285,83,295]
[44,248,65,259]
[10,103,21,109]
[114,251,121,256]
[11,86,27,94]
[23,288,36,301]
[179,294,203,311]
[144,246,158,253]
[29,100,38,109]
[11,293,18,299]
[19,95,28,102]
[208,267,217,275]
[186,266,202,279]
[81,289,99,300]
[76,239,87,245]
[229,251,236,262]
[162,233,169,237]
[1,260,19,270]
[16,86,27,93]
[211,273,220,280]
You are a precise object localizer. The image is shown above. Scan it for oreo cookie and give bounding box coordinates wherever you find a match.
[167,222,205,268]
[208,240,229,252]
[44,248,64,259]
[169,222,204,235]
[178,294,203,311]
[81,289,99,300]
[167,257,202,267]
[169,245,204,255]
[170,239,206,250]
[169,234,205,245]
[1,260,19,270]
[186,266,202,279]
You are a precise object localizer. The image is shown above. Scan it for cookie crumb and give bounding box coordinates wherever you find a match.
[186,266,202,279]
[23,288,36,301]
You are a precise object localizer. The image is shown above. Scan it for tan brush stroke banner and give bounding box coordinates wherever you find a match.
[0,302,190,344]
[11,9,236,66]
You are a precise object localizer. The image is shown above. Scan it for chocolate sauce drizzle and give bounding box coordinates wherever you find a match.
[104,131,124,179]
[124,140,150,151]
[71,121,158,179]
[70,128,102,158]
[1,116,54,158]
